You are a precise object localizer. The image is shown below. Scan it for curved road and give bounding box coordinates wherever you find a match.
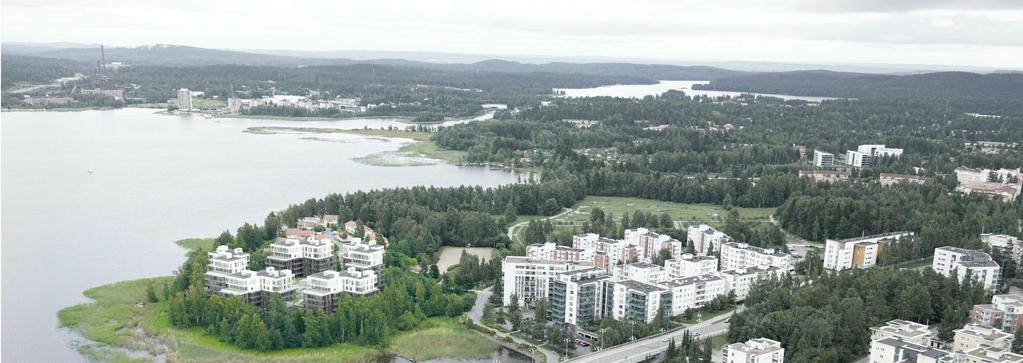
[507,207,577,242]
[468,286,560,363]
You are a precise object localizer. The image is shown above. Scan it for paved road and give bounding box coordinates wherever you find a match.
[565,311,735,363]
[468,286,560,363]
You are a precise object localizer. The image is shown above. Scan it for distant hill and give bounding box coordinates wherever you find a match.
[696,70,1023,99]
[11,43,743,80]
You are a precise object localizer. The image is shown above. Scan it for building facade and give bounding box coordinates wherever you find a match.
[719,242,791,272]
[502,256,593,307]
[548,268,611,326]
[266,237,335,278]
[177,88,192,110]
[813,150,834,167]
[303,268,378,313]
[932,247,1001,290]
[723,338,785,363]
[823,232,914,271]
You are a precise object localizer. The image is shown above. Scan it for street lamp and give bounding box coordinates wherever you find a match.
[599,328,607,351]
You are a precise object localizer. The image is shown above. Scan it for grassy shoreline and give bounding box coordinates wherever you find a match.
[57,239,498,362]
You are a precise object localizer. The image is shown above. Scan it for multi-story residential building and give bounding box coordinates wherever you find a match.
[502,256,593,307]
[527,242,592,263]
[858,144,904,159]
[953,324,1014,353]
[303,268,378,313]
[610,279,671,323]
[955,167,1023,202]
[933,247,1001,290]
[664,254,718,278]
[870,320,936,347]
[205,246,296,306]
[548,268,611,326]
[688,224,733,255]
[958,182,1022,202]
[662,274,728,316]
[870,337,952,363]
[719,242,791,272]
[625,228,684,262]
[177,88,192,111]
[720,266,786,301]
[879,173,931,187]
[338,241,385,288]
[823,232,914,271]
[799,170,850,183]
[613,262,666,284]
[846,150,872,168]
[982,234,1023,263]
[956,346,1023,363]
[813,150,834,167]
[956,167,1023,184]
[972,294,1023,334]
[572,234,637,269]
[266,237,335,277]
[723,338,785,363]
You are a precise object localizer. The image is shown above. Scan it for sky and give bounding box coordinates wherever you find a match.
[3,0,1023,69]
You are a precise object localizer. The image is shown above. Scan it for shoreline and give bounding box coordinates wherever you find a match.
[57,238,502,362]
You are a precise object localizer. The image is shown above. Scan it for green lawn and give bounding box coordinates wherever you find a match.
[353,141,467,167]
[389,317,497,361]
[339,129,433,141]
[175,238,215,251]
[511,196,776,242]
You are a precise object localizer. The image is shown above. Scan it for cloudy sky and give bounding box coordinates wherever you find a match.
[3,0,1022,68]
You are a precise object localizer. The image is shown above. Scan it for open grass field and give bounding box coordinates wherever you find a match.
[511,196,776,243]
[174,238,215,251]
[57,239,498,362]
[353,141,467,167]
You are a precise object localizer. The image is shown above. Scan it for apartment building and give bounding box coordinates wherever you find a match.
[527,242,592,263]
[610,279,671,323]
[799,170,850,183]
[813,150,834,167]
[982,234,1023,263]
[625,228,683,262]
[870,320,935,347]
[338,241,385,288]
[613,262,666,284]
[205,245,296,306]
[956,347,1023,363]
[688,224,733,255]
[955,167,1023,202]
[177,88,192,110]
[953,324,1014,353]
[720,266,786,301]
[662,274,728,316]
[573,233,637,270]
[870,337,952,363]
[823,232,914,271]
[502,256,593,307]
[956,167,1023,184]
[723,338,785,363]
[847,150,873,168]
[858,144,904,159]
[879,173,930,187]
[548,268,611,326]
[933,247,1001,290]
[719,242,791,272]
[972,294,1023,334]
[664,254,718,278]
[266,237,335,277]
[303,268,378,313]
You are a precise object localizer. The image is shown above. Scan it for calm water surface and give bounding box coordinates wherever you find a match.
[0,108,522,362]
[555,80,842,102]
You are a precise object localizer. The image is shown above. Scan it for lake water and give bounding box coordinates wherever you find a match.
[0,108,522,362]
[555,80,842,102]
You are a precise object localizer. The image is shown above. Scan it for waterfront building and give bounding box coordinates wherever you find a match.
[205,245,296,306]
[266,237,335,278]
[177,88,192,110]
[303,268,378,313]
[338,241,385,288]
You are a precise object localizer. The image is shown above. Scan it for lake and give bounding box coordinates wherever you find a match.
[0,108,523,362]
[555,80,842,102]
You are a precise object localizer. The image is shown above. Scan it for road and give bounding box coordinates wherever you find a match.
[565,311,735,363]
[468,286,560,363]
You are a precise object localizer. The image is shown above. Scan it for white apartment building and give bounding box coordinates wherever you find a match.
[723,338,785,363]
[206,246,295,306]
[823,232,914,271]
[953,324,1014,353]
[610,279,670,323]
[972,294,1023,334]
[625,228,684,262]
[858,144,904,159]
[527,242,593,263]
[870,320,935,347]
[338,241,385,288]
[688,224,733,255]
[956,167,1023,184]
[266,237,335,277]
[662,274,728,316]
[933,247,1001,290]
[303,268,378,313]
[548,268,611,326]
[719,242,792,272]
[813,150,834,167]
[613,262,666,284]
[665,254,718,278]
[847,150,873,168]
[502,256,593,307]
[572,234,637,270]
[720,266,786,300]
[956,346,1023,363]
[983,234,1023,263]
[870,337,952,363]
[177,88,192,111]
